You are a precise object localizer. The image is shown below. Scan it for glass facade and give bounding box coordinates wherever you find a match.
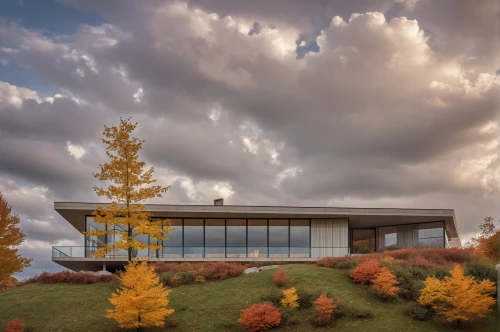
[352,229,376,254]
[83,217,446,258]
[376,221,445,251]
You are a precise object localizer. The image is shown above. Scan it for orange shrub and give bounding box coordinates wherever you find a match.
[152,262,245,280]
[238,303,281,332]
[272,270,291,287]
[314,293,336,326]
[350,258,381,284]
[0,277,17,292]
[372,267,399,298]
[4,318,24,332]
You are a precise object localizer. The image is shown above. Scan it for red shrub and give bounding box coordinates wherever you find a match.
[412,257,436,268]
[350,258,381,284]
[316,256,357,269]
[314,293,336,326]
[153,262,183,274]
[272,269,291,287]
[4,318,24,332]
[385,248,472,266]
[35,271,113,284]
[238,303,281,332]
[203,262,245,280]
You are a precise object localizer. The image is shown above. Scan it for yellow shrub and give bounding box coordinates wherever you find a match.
[281,287,299,309]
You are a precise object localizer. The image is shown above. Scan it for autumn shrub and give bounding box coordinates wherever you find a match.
[465,262,497,283]
[4,318,24,332]
[0,277,17,292]
[316,256,358,269]
[405,302,434,321]
[36,271,113,284]
[314,293,336,326]
[272,269,291,287]
[281,287,299,309]
[386,248,473,266]
[238,302,281,332]
[260,287,282,306]
[203,262,245,280]
[372,267,399,299]
[418,264,496,327]
[153,262,244,283]
[350,258,381,284]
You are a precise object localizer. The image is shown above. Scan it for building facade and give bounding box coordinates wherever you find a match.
[52,202,461,271]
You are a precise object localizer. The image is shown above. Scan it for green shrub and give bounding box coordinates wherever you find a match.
[296,289,323,310]
[332,299,347,318]
[348,307,374,319]
[405,302,433,321]
[395,273,424,301]
[428,266,450,280]
[465,262,497,283]
[260,287,282,306]
[279,308,298,326]
[336,259,358,270]
[177,271,195,285]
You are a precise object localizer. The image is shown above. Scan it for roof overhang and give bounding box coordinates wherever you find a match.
[55,202,460,244]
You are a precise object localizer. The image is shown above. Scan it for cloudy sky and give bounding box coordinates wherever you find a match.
[0,0,499,278]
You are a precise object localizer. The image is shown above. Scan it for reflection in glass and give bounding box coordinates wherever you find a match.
[352,229,375,254]
[226,219,246,258]
[184,219,203,257]
[377,222,445,251]
[205,219,225,257]
[85,216,105,257]
[269,220,288,257]
[290,220,310,258]
[248,219,267,257]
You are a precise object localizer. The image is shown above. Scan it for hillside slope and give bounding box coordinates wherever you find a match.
[0,264,497,331]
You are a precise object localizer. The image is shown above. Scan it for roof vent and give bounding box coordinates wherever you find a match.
[214,198,224,206]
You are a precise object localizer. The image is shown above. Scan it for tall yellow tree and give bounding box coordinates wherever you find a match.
[84,118,171,261]
[418,264,496,327]
[0,193,31,281]
[107,260,174,331]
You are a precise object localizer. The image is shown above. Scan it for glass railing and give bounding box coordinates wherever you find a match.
[52,246,349,259]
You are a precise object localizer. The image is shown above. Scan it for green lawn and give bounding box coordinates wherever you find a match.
[0,265,498,331]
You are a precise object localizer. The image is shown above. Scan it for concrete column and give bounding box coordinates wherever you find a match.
[103,262,107,272]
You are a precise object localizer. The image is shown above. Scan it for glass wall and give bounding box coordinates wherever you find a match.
[161,218,182,258]
[248,219,268,258]
[205,219,225,257]
[377,222,445,251]
[290,220,310,257]
[184,219,204,257]
[269,220,289,258]
[352,229,375,254]
[226,219,246,258]
[85,216,106,257]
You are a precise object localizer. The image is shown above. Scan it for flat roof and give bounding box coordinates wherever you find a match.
[54,202,460,242]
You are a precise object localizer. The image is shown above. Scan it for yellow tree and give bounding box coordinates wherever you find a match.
[372,267,399,298]
[418,264,496,327]
[107,260,174,331]
[0,193,31,281]
[84,118,171,261]
[281,287,299,309]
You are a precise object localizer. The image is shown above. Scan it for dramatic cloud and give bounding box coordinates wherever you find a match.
[0,0,498,278]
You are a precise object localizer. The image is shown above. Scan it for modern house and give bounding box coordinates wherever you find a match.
[52,200,461,271]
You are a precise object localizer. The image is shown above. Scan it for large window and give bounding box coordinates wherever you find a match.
[352,229,375,254]
[226,219,246,257]
[377,222,445,251]
[205,219,225,257]
[162,219,182,258]
[269,220,289,257]
[290,220,310,257]
[184,219,203,257]
[248,219,267,257]
[85,216,106,257]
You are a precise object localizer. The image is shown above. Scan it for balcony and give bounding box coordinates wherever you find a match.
[52,246,349,259]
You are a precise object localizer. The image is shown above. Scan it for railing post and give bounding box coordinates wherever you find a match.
[70,246,72,257]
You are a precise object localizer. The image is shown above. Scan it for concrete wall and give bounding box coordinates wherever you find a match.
[311,219,349,258]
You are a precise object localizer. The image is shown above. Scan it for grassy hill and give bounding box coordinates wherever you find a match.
[0,264,498,331]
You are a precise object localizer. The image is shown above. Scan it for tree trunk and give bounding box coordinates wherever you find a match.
[456,319,461,328]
